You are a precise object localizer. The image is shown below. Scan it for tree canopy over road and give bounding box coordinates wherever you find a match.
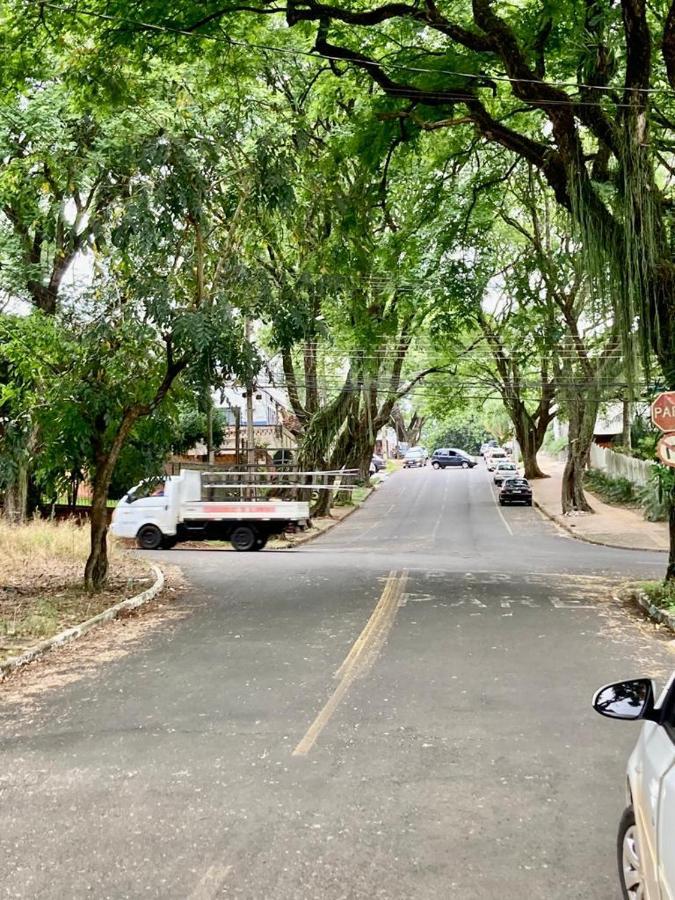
[1,0,675,584]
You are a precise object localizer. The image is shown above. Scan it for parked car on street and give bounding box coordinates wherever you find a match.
[498,477,532,506]
[403,448,426,468]
[371,454,385,472]
[593,673,675,900]
[410,445,429,461]
[431,448,477,470]
[486,448,509,471]
[493,461,519,484]
[480,440,498,457]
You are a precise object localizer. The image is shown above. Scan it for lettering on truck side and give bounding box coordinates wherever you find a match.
[193,504,280,514]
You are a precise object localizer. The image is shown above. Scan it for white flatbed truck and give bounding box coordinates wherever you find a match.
[111,469,310,551]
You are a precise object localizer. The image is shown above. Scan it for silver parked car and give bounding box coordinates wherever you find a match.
[593,673,675,899]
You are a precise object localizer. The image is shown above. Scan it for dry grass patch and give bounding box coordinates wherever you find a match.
[0,517,152,663]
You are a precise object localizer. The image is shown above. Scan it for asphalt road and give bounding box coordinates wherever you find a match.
[2,462,674,899]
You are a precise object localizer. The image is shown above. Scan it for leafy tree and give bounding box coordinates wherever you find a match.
[1,92,259,589]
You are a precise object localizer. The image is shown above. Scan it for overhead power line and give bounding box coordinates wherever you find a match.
[26,1,675,104]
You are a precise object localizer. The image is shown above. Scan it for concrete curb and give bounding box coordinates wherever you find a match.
[278,486,375,549]
[614,585,675,634]
[532,498,667,554]
[0,563,165,682]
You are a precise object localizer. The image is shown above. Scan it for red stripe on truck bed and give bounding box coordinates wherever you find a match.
[205,505,281,514]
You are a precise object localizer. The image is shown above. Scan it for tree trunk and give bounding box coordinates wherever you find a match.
[622,399,632,449]
[561,394,598,514]
[311,481,333,518]
[341,412,377,480]
[83,416,141,592]
[3,460,28,523]
[516,426,548,479]
[561,449,594,514]
[84,477,110,593]
[511,405,548,479]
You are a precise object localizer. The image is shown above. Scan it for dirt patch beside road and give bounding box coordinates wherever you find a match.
[0,564,186,708]
[0,518,151,664]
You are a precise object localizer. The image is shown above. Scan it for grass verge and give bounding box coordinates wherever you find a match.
[636,580,675,615]
[0,518,151,663]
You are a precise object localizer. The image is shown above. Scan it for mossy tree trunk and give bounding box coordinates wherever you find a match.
[561,392,598,514]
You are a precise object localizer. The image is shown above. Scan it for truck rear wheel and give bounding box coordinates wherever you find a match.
[231,526,257,551]
[136,524,163,550]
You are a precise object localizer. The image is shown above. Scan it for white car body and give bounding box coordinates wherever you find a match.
[493,462,519,484]
[594,674,675,899]
[485,449,508,471]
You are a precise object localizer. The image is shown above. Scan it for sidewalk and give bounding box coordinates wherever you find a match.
[531,456,669,552]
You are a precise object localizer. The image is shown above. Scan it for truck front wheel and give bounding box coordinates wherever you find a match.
[231,526,257,551]
[136,524,163,550]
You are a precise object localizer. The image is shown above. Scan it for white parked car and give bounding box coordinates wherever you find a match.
[485,448,508,471]
[493,461,519,484]
[593,674,675,899]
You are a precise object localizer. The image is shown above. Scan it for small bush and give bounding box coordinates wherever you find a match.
[584,469,638,506]
[638,581,675,613]
[637,481,669,522]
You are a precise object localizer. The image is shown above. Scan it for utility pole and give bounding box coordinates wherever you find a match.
[246,383,255,469]
[234,407,241,467]
[205,391,214,465]
[245,319,256,500]
[245,320,255,471]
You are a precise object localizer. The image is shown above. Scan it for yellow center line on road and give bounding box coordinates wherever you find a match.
[292,569,409,757]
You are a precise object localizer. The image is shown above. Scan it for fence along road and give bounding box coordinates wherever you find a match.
[589,442,654,485]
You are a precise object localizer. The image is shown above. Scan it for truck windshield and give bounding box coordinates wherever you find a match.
[126,478,166,503]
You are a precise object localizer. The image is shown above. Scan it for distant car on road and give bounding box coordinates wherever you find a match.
[486,448,508,471]
[493,461,519,484]
[403,448,426,468]
[480,440,498,457]
[593,673,675,900]
[498,477,532,506]
[431,448,477,470]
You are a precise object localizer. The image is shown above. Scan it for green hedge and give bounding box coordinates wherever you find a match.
[584,468,668,521]
[638,581,675,613]
[584,469,637,505]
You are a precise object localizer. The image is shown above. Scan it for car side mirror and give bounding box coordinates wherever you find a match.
[592,678,658,722]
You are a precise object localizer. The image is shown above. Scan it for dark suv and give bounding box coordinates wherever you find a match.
[431,448,477,469]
